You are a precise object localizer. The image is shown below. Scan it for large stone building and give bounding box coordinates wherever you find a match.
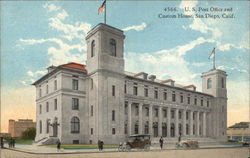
[8,119,36,138]
[33,23,227,145]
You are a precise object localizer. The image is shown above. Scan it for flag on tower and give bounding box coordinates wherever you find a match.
[208,48,215,59]
[98,0,106,14]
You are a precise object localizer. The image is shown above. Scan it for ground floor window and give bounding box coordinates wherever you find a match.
[73,140,79,144]
[162,123,167,137]
[171,123,175,137]
[71,116,80,133]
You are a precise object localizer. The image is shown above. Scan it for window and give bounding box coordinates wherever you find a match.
[90,105,93,116]
[187,96,190,104]
[144,88,148,97]
[54,99,57,110]
[154,90,158,99]
[91,128,93,135]
[135,106,139,116]
[46,102,49,112]
[124,84,127,94]
[39,88,42,97]
[133,86,138,96]
[124,124,128,134]
[71,117,80,133]
[72,79,78,90]
[207,100,209,107]
[54,80,57,91]
[145,107,149,116]
[144,122,149,134]
[46,85,49,94]
[112,85,115,96]
[180,95,183,103]
[155,108,158,117]
[110,39,116,56]
[201,99,203,106]
[134,124,139,134]
[172,92,176,102]
[112,110,115,121]
[39,104,42,114]
[90,78,93,89]
[72,98,79,110]
[91,40,95,57]
[207,78,212,89]
[193,113,195,120]
[125,104,128,115]
[73,140,79,144]
[163,109,167,118]
[164,92,167,100]
[46,119,50,133]
[112,128,116,135]
[186,111,189,120]
[179,111,182,119]
[39,120,42,133]
[171,110,175,119]
[194,98,197,105]
[221,78,224,88]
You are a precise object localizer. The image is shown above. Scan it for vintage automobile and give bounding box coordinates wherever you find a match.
[176,140,199,149]
[123,134,151,151]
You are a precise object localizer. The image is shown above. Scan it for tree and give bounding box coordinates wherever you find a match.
[21,127,36,140]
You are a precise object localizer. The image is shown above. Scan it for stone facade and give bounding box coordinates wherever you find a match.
[33,23,227,144]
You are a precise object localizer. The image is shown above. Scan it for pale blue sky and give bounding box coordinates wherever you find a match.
[1,1,249,131]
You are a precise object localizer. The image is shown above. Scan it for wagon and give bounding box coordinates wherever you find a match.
[124,134,151,151]
[176,140,199,149]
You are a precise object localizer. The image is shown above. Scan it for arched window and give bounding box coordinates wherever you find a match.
[39,120,42,134]
[221,78,224,88]
[110,39,116,57]
[91,40,95,57]
[207,78,212,89]
[71,117,80,133]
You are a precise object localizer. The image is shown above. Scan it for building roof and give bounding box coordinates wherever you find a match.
[60,62,87,72]
[228,122,249,128]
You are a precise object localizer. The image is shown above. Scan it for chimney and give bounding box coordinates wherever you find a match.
[161,79,175,86]
[47,65,56,73]
[148,75,156,81]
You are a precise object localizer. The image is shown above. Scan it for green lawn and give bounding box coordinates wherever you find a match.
[46,144,119,149]
[3,139,34,145]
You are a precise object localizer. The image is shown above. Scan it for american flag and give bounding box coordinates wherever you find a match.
[98,0,106,14]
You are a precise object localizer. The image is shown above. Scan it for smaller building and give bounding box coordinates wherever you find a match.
[8,119,36,138]
[227,122,250,141]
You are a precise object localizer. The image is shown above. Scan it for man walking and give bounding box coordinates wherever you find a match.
[159,137,164,150]
[57,139,61,152]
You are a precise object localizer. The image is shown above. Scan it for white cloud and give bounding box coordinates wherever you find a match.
[122,22,147,32]
[43,3,61,12]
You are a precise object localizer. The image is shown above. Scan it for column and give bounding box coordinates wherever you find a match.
[158,106,162,137]
[128,102,132,136]
[190,111,193,136]
[196,111,200,136]
[183,109,186,136]
[139,103,143,134]
[203,112,206,136]
[149,105,153,136]
[175,108,179,137]
[167,107,171,137]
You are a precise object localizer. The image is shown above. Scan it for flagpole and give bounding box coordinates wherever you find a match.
[104,1,106,24]
[213,47,215,69]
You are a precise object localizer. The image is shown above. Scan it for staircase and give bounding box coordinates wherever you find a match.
[35,137,59,145]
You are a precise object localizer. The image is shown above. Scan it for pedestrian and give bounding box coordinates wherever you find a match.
[8,139,11,148]
[0,137,4,148]
[159,137,164,150]
[100,141,104,151]
[57,139,61,152]
[178,133,182,143]
[12,139,15,148]
[98,140,101,151]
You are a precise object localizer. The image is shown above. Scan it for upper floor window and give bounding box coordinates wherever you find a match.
[133,86,138,96]
[72,79,78,90]
[171,110,175,119]
[46,102,49,112]
[145,107,149,116]
[112,85,115,96]
[135,106,139,116]
[46,85,49,94]
[155,108,158,117]
[91,40,95,57]
[221,78,225,88]
[39,88,42,97]
[124,83,127,94]
[54,80,57,91]
[112,110,115,121]
[91,105,94,116]
[164,92,167,100]
[207,100,209,107]
[194,98,197,105]
[54,99,57,110]
[39,104,42,114]
[163,109,167,118]
[180,95,183,103]
[72,98,79,110]
[187,96,190,104]
[154,90,158,99]
[90,78,93,89]
[112,128,116,135]
[201,99,203,106]
[144,87,148,97]
[110,38,116,57]
[71,116,80,133]
[207,78,212,89]
[172,91,176,102]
